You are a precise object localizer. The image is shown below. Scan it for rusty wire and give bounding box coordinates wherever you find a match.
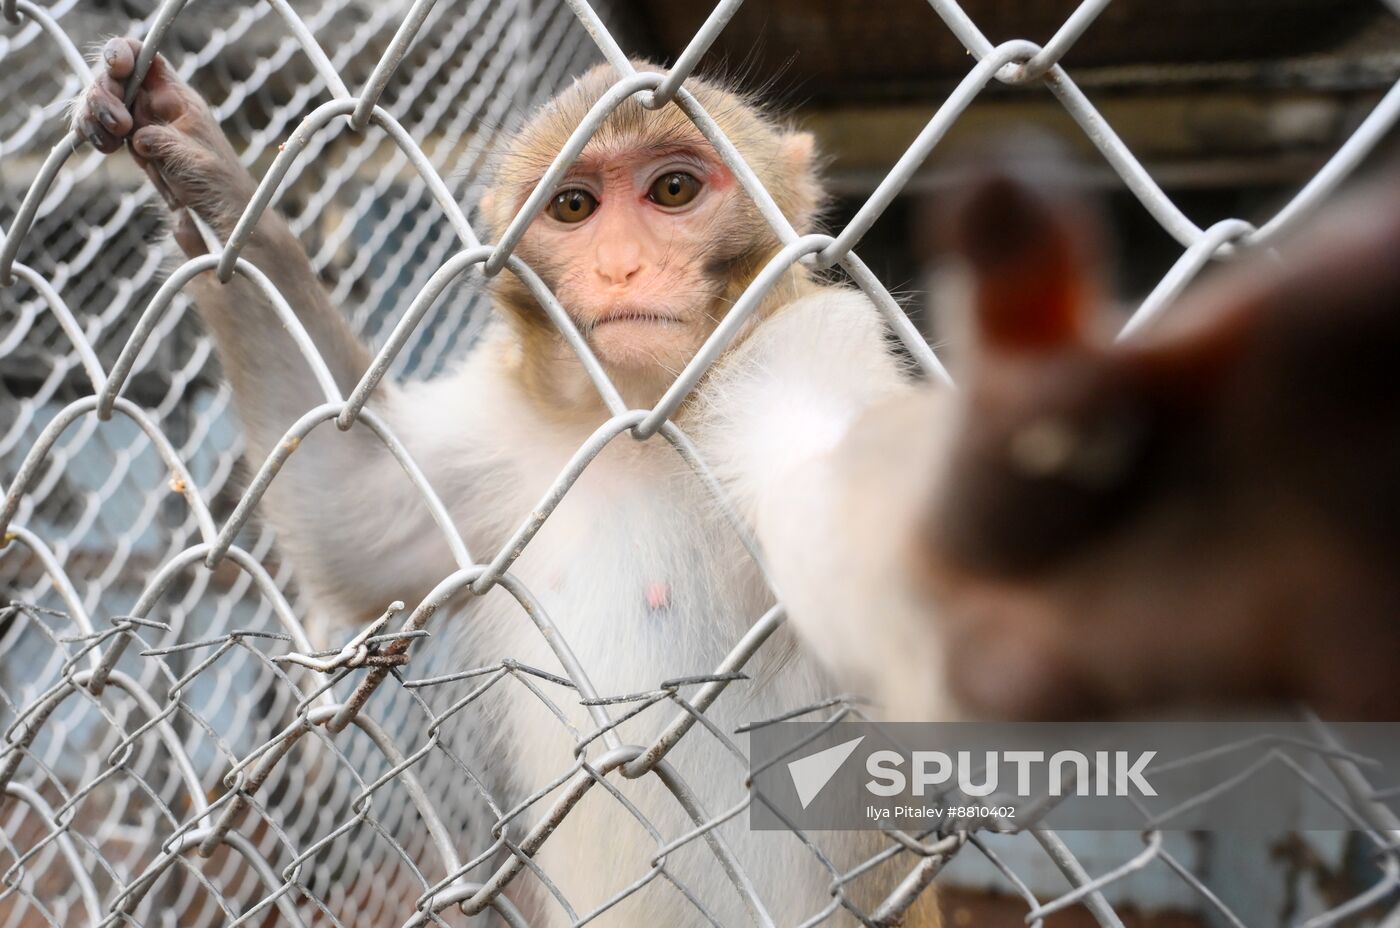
[2,0,1400,925]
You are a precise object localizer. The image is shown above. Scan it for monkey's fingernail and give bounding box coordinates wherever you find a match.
[96,105,120,131]
[102,40,127,73]
[105,47,137,82]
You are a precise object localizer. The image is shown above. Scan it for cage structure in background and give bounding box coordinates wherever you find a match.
[2,1,609,924]
[2,0,1400,926]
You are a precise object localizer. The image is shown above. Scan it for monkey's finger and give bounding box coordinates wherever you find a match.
[106,37,173,94]
[130,124,205,208]
[87,81,133,139]
[129,124,186,162]
[95,71,126,104]
[76,111,123,153]
[100,36,138,82]
[104,37,185,120]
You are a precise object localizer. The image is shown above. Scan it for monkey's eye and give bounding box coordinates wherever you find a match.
[549,189,597,223]
[648,172,701,208]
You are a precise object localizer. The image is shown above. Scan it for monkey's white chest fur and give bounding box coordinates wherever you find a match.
[392,292,913,925]
[440,404,831,925]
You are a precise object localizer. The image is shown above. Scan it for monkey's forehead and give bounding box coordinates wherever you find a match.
[497,72,775,180]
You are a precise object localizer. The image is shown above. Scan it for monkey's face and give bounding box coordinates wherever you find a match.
[488,63,821,385]
[515,139,757,373]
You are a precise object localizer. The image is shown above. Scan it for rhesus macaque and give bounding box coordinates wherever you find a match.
[77,40,942,926]
[773,156,1400,722]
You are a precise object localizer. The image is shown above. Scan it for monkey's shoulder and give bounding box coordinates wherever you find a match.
[704,285,911,412]
[391,352,559,502]
[745,285,892,363]
[684,286,920,508]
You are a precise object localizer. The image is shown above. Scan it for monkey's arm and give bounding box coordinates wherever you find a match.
[763,389,960,719]
[698,289,958,717]
[78,39,455,621]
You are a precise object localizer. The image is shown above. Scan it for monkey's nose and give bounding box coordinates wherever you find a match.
[596,262,642,287]
[597,267,640,287]
[595,241,643,286]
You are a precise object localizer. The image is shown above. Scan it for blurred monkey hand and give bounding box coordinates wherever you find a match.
[771,159,1400,722]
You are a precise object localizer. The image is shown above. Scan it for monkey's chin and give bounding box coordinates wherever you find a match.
[586,317,696,373]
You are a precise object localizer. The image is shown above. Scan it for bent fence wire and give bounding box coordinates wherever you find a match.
[1,0,1399,925]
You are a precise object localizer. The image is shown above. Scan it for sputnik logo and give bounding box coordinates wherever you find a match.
[787,736,865,809]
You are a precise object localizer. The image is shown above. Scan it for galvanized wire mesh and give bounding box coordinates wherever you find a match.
[2,0,1399,925]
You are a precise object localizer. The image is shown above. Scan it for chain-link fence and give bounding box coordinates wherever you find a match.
[2,0,1400,925]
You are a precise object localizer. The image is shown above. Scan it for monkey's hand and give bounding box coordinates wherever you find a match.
[75,37,258,256]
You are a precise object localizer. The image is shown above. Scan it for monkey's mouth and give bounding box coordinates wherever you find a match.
[587,310,683,330]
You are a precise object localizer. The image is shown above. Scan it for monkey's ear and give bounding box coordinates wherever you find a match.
[950,170,1102,355]
[477,187,497,235]
[778,130,822,232]
[780,131,816,170]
